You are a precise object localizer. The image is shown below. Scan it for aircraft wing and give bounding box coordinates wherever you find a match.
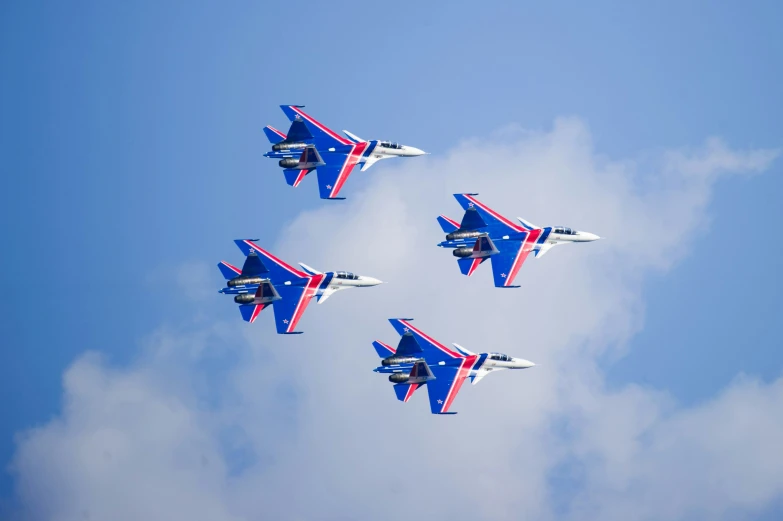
[315,141,373,199]
[280,105,352,149]
[388,319,464,364]
[490,239,533,288]
[426,356,479,414]
[453,194,526,235]
[271,275,324,334]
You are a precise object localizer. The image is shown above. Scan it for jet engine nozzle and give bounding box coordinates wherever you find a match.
[272,142,306,152]
[452,247,474,258]
[278,158,300,168]
[234,294,255,304]
[382,356,422,366]
[388,373,410,383]
[446,230,481,241]
[227,276,265,287]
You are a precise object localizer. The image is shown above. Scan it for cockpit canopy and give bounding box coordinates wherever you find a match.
[553,226,576,235]
[489,353,512,361]
[379,141,402,149]
[335,271,359,280]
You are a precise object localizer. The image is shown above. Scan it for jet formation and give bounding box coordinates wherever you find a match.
[263,105,426,200]
[438,193,600,287]
[214,106,602,414]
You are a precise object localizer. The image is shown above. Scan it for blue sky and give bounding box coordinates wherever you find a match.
[1,1,781,519]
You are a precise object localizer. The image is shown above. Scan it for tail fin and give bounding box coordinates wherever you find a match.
[241,252,268,277]
[460,207,487,231]
[437,215,460,233]
[372,340,396,358]
[233,240,309,283]
[218,261,241,280]
[264,126,286,144]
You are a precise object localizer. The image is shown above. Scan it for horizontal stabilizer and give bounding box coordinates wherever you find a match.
[241,252,269,277]
[263,126,286,144]
[393,383,423,403]
[437,215,460,233]
[218,261,241,280]
[283,168,313,188]
[372,340,396,358]
[457,256,487,276]
[239,303,270,323]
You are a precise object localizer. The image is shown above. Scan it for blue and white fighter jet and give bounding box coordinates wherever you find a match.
[218,240,382,334]
[437,193,601,288]
[372,319,535,414]
[263,105,426,200]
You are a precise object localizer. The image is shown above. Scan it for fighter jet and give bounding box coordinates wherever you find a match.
[263,105,426,200]
[372,319,535,414]
[218,239,382,334]
[437,193,601,288]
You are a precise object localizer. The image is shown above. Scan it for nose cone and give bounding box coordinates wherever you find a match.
[359,276,383,286]
[514,358,536,369]
[579,232,601,241]
[402,145,426,156]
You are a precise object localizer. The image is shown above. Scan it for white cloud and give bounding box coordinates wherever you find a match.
[10,119,780,521]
